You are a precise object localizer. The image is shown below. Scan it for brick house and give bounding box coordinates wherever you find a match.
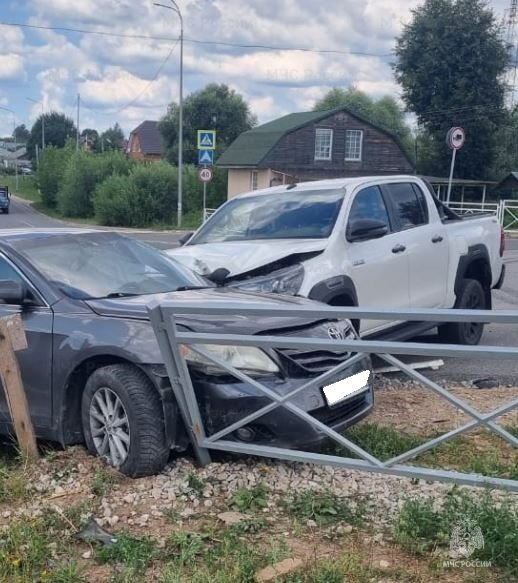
[126,120,163,161]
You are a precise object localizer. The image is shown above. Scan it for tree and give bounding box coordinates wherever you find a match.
[394,0,508,179]
[159,83,257,164]
[313,87,413,153]
[28,112,76,160]
[13,124,30,143]
[97,123,125,152]
[81,128,99,151]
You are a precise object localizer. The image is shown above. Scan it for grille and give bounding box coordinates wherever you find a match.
[277,347,352,373]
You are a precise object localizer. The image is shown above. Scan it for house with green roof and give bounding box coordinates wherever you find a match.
[217,106,414,198]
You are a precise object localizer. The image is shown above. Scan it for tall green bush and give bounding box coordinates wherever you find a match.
[37,144,74,207]
[93,161,177,227]
[57,150,133,218]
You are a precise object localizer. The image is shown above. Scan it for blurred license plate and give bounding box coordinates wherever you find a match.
[323,370,370,407]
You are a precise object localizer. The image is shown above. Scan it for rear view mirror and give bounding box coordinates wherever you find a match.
[347,218,388,242]
[0,280,26,305]
[179,232,194,246]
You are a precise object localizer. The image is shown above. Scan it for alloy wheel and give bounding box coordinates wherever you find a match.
[89,387,131,467]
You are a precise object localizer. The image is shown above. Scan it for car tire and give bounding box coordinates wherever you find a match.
[438,278,486,345]
[81,364,170,477]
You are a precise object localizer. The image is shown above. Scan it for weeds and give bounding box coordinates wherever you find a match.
[95,532,156,572]
[230,483,269,513]
[393,488,518,577]
[284,490,367,526]
[0,465,29,503]
[90,465,120,497]
[187,472,205,496]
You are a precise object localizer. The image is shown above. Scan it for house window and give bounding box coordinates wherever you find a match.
[314,128,333,160]
[250,170,259,190]
[345,130,363,161]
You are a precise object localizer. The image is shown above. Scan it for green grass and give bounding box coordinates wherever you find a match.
[393,489,518,577]
[338,422,518,480]
[284,490,367,527]
[159,528,289,583]
[95,532,156,573]
[90,466,121,497]
[0,512,88,582]
[187,472,206,496]
[339,423,427,461]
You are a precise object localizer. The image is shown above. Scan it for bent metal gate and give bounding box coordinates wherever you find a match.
[147,302,518,492]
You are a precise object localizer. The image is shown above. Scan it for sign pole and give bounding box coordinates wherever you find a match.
[202,165,207,220]
[446,148,457,205]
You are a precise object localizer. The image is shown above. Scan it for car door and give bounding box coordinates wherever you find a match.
[0,253,53,430]
[345,185,410,334]
[382,182,449,308]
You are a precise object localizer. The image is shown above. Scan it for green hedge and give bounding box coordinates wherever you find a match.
[36,146,228,227]
[57,150,133,218]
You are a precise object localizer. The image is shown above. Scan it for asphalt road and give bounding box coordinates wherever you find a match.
[2,197,185,248]
[2,196,517,383]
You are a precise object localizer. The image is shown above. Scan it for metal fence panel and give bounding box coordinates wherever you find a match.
[147,301,518,492]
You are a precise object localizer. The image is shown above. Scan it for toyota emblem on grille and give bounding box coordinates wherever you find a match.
[327,327,343,340]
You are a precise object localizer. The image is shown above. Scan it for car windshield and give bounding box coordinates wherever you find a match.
[12,232,210,299]
[189,189,345,244]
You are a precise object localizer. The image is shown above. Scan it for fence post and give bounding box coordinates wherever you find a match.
[0,315,38,461]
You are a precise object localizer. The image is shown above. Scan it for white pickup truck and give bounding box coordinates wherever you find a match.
[168,175,506,344]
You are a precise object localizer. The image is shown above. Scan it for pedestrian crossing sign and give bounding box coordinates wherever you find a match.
[197,130,216,150]
[198,149,214,166]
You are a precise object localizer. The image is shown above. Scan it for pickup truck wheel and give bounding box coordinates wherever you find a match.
[81,364,169,477]
[438,278,486,345]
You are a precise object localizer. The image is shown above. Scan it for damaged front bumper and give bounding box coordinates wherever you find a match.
[192,356,374,449]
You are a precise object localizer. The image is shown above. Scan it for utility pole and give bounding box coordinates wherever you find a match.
[154,0,184,227]
[76,93,80,151]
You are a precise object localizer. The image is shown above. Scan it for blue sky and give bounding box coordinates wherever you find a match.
[0,0,509,139]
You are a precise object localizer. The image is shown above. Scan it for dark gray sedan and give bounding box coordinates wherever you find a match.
[0,229,373,476]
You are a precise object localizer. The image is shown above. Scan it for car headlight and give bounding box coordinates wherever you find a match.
[231,264,304,296]
[181,344,280,375]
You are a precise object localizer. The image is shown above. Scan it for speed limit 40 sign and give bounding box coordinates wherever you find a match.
[199,167,213,183]
[446,127,466,150]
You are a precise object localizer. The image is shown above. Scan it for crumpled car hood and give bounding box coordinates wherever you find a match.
[166,239,327,277]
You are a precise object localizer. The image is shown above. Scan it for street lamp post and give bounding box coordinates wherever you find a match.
[0,106,19,191]
[26,98,45,151]
[154,0,184,227]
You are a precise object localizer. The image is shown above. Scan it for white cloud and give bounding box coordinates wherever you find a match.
[0,54,25,81]
[3,0,510,135]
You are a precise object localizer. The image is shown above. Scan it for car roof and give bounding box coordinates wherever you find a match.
[234,174,421,199]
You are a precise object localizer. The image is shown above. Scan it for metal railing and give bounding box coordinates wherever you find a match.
[448,201,499,215]
[500,199,518,234]
[147,302,518,491]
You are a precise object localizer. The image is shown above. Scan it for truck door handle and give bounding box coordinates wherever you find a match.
[392,244,406,254]
[432,235,444,243]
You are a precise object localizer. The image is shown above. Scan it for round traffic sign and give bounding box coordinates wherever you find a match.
[447,127,466,150]
[199,167,213,183]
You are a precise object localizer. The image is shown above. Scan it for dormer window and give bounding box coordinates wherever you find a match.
[314,128,333,160]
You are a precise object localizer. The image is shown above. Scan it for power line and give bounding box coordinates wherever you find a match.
[81,39,179,116]
[0,20,393,57]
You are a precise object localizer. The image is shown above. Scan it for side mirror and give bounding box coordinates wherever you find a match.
[0,279,26,305]
[347,218,388,242]
[178,232,194,246]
